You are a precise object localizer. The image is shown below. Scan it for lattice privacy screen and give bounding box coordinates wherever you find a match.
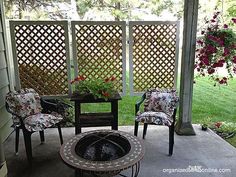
[10,21,70,96]
[71,21,126,94]
[129,21,180,95]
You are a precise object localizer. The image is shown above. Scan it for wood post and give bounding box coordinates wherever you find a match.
[175,0,199,135]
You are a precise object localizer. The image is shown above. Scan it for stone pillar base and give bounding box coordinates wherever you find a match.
[175,121,196,135]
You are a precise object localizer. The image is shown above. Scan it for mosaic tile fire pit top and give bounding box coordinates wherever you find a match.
[60,130,145,176]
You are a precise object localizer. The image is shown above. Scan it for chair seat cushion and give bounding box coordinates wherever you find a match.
[135,111,172,126]
[24,113,63,132]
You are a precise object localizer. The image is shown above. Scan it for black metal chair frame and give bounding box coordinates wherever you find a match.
[134,93,177,156]
[6,99,65,163]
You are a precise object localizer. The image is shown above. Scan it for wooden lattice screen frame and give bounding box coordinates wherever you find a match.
[129,21,180,95]
[10,21,71,96]
[71,21,126,95]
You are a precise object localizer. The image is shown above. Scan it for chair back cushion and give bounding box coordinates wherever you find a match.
[6,88,42,119]
[144,88,179,116]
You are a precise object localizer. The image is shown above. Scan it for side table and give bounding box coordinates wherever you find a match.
[70,93,121,134]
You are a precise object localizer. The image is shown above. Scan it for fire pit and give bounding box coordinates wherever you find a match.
[60,130,145,177]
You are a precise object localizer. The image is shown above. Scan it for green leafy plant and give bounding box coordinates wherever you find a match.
[210,121,236,139]
[70,75,116,100]
[200,117,212,130]
[215,122,236,133]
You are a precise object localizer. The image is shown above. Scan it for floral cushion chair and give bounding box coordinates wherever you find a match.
[5,88,63,163]
[134,88,179,156]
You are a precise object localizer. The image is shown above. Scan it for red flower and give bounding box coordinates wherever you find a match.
[206,45,217,54]
[232,18,236,24]
[233,67,236,74]
[210,19,216,23]
[105,78,110,82]
[201,57,210,66]
[223,24,228,29]
[71,75,86,83]
[215,122,223,128]
[79,75,86,81]
[207,68,215,74]
[232,56,236,64]
[102,92,110,97]
[219,78,227,84]
[110,76,116,81]
[223,48,230,56]
[197,40,203,45]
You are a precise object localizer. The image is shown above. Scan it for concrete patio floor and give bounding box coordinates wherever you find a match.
[3,125,236,177]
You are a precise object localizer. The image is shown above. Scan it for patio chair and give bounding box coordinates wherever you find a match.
[5,88,64,163]
[134,88,179,156]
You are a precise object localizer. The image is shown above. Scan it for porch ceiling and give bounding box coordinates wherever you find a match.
[4,125,236,177]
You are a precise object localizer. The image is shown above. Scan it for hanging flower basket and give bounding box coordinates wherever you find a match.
[195,12,236,85]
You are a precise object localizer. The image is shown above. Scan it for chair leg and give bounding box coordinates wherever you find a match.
[15,127,20,155]
[169,124,175,156]
[143,123,148,139]
[57,124,63,145]
[39,130,45,143]
[134,121,139,136]
[22,129,33,163]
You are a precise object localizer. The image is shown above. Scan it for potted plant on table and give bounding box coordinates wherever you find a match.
[70,75,116,100]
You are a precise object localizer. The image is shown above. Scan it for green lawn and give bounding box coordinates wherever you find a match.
[192,77,236,124]
[80,76,236,125]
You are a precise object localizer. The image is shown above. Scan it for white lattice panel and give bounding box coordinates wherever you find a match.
[10,21,71,96]
[129,21,180,95]
[71,21,126,95]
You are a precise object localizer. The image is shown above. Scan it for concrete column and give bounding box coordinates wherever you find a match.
[175,0,199,135]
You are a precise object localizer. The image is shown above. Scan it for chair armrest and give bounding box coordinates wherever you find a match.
[5,102,24,126]
[5,102,18,117]
[135,93,146,115]
[40,98,72,116]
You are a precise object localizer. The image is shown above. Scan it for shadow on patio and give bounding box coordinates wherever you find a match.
[4,125,236,177]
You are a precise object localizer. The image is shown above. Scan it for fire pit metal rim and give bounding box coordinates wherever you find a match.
[60,130,145,173]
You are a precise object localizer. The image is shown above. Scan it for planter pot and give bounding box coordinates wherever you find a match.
[201,126,208,131]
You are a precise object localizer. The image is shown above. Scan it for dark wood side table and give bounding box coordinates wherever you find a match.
[70,93,121,134]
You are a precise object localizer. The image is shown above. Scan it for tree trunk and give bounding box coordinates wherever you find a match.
[115,2,120,21]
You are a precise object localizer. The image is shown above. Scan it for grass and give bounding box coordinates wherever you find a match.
[80,76,236,125]
[192,77,236,124]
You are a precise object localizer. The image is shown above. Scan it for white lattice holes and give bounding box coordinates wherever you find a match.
[72,22,126,93]
[10,21,70,96]
[130,22,179,94]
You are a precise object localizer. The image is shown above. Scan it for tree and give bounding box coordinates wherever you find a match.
[4,0,70,19]
[75,0,145,21]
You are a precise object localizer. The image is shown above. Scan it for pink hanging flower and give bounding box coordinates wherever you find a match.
[208,68,215,74]
[211,19,216,23]
[195,12,236,85]
[232,18,236,24]
[223,48,230,56]
[197,40,203,45]
[232,56,236,64]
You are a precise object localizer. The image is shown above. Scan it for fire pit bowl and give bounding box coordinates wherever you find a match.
[60,130,145,177]
[75,132,131,161]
